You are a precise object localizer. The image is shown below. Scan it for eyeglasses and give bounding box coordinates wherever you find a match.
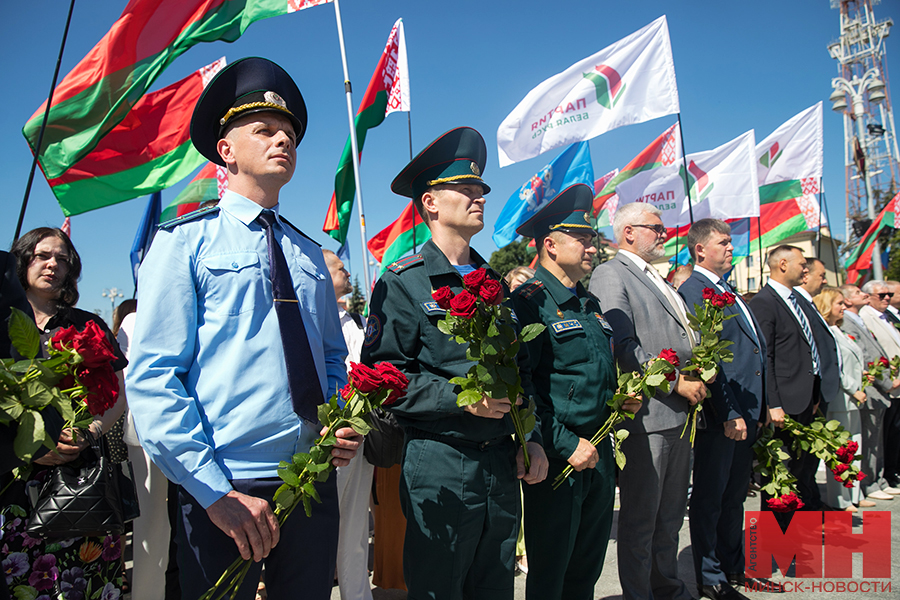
[877,292,894,299]
[631,223,667,236]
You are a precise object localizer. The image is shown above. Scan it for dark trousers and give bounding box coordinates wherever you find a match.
[523,454,615,600]
[883,399,900,482]
[690,423,757,587]
[176,476,339,600]
[400,437,519,600]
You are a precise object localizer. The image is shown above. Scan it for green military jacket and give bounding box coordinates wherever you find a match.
[511,264,616,462]
[361,239,541,445]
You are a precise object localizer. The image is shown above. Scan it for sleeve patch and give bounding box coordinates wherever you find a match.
[364,315,382,347]
[595,312,614,334]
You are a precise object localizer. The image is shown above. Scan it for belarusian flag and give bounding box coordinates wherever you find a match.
[46,58,226,216]
[845,192,899,283]
[25,0,330,180]
[323,18,409,244]
[615,129,759,228]
[497,15,679,167]
[591,169,619,228]
[367,201,430,273]
[592,122,680,221]
[160,162,228,221]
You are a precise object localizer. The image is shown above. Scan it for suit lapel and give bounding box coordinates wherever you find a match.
[764,285,810,348]
[614,255,681,325]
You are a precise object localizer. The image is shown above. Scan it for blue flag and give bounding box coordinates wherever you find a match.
[130,192,162,288]
[729,218,751,262]
[492,142,594,247]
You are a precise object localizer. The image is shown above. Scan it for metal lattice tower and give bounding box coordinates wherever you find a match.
[828,0,898,248]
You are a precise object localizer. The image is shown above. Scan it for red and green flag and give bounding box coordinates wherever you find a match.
[323,18,410,244]
[367,201,429,273]
[592,122,680,225]
[25,0,331,180]
[846,192,900,284]
[46,58,226,216]
[160,162,228,221]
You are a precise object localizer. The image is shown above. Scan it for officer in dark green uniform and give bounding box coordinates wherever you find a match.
[361,127,549,600]
[511,184,640,600]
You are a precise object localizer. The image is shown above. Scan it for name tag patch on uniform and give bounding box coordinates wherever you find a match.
[364,315,382,347]
[420,301,445,315]
[595,312,614,334]
[551,319,583,334]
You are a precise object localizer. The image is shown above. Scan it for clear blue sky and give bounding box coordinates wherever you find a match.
[1,0,894,322]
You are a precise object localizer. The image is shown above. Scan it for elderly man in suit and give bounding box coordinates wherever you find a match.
[841,283,900,500]
[679,219,763,600]
[749,245,821,519]
[883,280,900,488]
[590,202,706,600]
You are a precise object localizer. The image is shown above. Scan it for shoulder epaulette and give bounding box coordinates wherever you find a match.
[387,254,424,274]
[159,206,219,230]
[279,215,321,247]
[517,280,545,299]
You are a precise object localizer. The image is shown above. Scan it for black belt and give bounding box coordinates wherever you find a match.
[405,427,510,451]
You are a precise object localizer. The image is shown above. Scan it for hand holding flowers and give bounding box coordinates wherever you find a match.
[861,356,889,396]
[432,268,544,470]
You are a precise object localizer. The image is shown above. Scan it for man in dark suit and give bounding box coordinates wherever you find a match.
[590,202,706,600]
[794,257,840,417]
[750,245,821,518]
[679,220,764,600]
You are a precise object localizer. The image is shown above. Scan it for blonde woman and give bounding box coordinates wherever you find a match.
[813,287,871,511]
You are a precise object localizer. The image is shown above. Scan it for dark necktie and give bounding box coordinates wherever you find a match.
[788,291,821,376]
[256,210,323,424]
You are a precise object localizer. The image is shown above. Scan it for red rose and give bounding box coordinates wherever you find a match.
[856,471,866,481]
[767,493,804,513]
[72,321,118,368]
[846,440,859,455]
[721,292,737,306]
[449,290,478,318]
[340,383,354,401]
[462,268,488,293]
[710,295,727,309]
[432,286,455,310]
[78,365,119,416]
[835,444,856,463]
[702,288,716,300]
[375,362,409,406]
[832,463,850,480]
[348,362,383,393]
[479,279,504,306]
[50,325,79,352]
[880,356,890,367]
[658,348,680,368]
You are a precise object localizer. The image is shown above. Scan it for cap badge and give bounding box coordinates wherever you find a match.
[264,91,287,108]
[583,212,591,224]
[470,162,481,176]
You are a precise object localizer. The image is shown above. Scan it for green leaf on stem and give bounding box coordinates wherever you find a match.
[614,446,627,470]
[302,482,320,503]
[8,307,40,360]
[280,470,301,487]
[348,417,370,435]
[437,319,453,335]
[457,389,482,407]
[519,323,546,343]
[302,495,312,518]
[825,420,840,431]
[645,374,665,388]
[274,486,295,511]
[13,410,43,462]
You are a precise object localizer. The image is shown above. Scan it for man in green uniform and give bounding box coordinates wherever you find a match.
[361,127,549,600]
[511,184,640,600]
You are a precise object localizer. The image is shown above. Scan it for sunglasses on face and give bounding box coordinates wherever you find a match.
[877,292,894,299]
[631,224,667,236]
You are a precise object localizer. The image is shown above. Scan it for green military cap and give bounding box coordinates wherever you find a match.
[190,57,308,165]
[516,183,596,239]
[391,127,491,199]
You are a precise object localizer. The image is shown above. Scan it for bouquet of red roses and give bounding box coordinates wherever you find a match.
[752,426,805,512]
[432,268,544,470]
[0,307,120,464]
[552,349,679,489]
[861,356,889,392]
[681,287,737,444]
[201,361,408,600]
[781,415,865,489]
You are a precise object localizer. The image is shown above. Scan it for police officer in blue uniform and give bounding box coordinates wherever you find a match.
[511,184,639,600]
[361,127,549,600]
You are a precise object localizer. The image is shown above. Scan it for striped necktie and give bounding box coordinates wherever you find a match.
[788,291,821,376]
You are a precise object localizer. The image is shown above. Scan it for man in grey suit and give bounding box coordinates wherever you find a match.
[590,202,706,600]
[839,284,900,502]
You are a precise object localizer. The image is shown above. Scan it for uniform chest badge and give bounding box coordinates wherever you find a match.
[551,319,583,334]
[420,301,445,315]
[556,309,564,318]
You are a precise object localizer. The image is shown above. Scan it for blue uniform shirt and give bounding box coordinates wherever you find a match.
[126,190,347,508]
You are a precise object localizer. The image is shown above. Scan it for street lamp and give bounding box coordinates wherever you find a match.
[831,68,888,279]
[102,288,123,322]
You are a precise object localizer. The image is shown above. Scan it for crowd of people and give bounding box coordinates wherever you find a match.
[2,55,898,600]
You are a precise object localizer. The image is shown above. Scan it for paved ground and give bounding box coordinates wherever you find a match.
[335,466,900,600]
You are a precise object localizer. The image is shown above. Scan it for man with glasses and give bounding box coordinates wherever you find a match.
[590,202,705,600]
[840,284,900,501]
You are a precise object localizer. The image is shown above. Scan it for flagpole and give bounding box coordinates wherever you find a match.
[821,178,842,285]
[14,0,76,243]
[816,177,823,260]
[408,112,416,254]
[757,215,764,288]
[676,114,695,225]
[332,0,371,302]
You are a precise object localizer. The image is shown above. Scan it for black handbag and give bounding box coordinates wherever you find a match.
[26,431,140,539]
[363,407,405,468]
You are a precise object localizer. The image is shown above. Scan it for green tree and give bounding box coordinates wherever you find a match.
[347,275,366,314]
[489,238,534,278]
